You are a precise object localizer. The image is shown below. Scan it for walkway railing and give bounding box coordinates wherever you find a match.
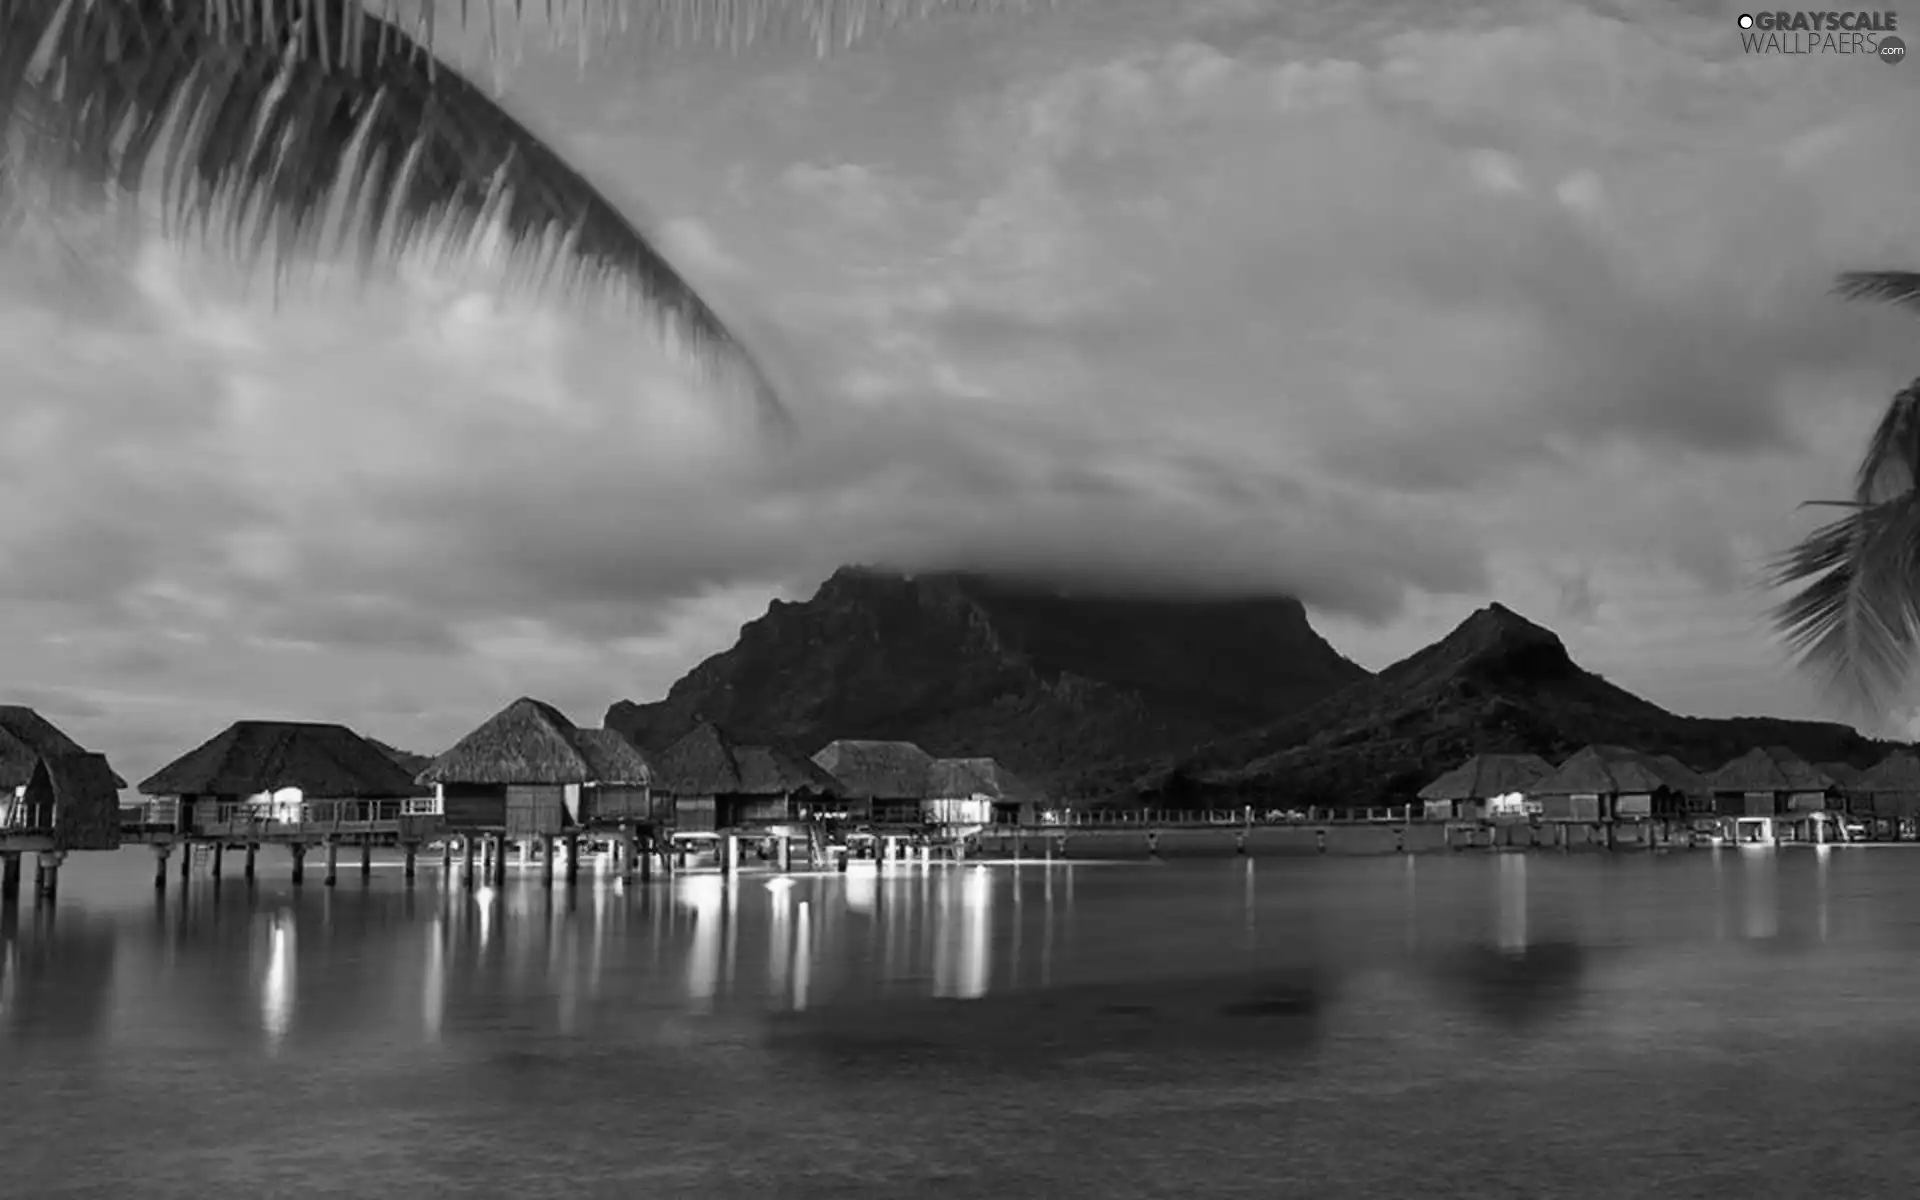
[117,799,445,840]
[0,798,50,832]
[1021,807,1417,828]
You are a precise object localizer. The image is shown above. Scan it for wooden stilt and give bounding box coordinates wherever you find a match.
[360,841,372,878]
[540,835,555,885]
[441,839,453,874]
[461,836,477,889]
[491,836,508,887]
[290,844,306,885]
[211,842,224,880]
[179,844,191,878]
[244,843,257,881]
[1,852,22,902]
[403,844,417,882]
[34,851,62,902]
[324,840,339,887]
[564,835,580,885]
[639,833,654,881]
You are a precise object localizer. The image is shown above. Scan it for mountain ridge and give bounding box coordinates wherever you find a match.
[605,570,1901,805]
[605,565,1370,778]
[1092,602,1895,805]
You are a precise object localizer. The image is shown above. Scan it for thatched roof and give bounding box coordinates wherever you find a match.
[0,706,126,789]
[140,721,425,799]
[927,757,1038,802]
[1860,749,1920,793]
[35,753,122,813]
[1819,761,1867,789]
[1707,746,1834,794]
[1532,745,1682,796]
[812,739,936,800]
[1649,755,1712,795]
[369,738,434,776]
[416,698,651,787]
[656,722,840,798]
[576,730,653,784]
[1417,754,1555,802]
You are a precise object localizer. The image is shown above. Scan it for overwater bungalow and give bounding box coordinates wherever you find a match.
[1856,750,1920,839]
[1705,747,1836,818]
[0,706,127,852]
[415,698,661,840]
[1647,755,1714,815]
[657,721,843,833]
[1416,753,1555,821]
[812,739,934,825]
[925,757,1039,827]
[138,721,426,834]
[1530,745,1692,824]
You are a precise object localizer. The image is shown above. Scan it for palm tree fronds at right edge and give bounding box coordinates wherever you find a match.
[1772,375,1920,711]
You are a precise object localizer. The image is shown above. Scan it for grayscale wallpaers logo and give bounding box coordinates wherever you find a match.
[1737,11,1905,59]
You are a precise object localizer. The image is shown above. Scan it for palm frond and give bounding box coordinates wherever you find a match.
[1771,491,1920,712]
[213,0,1055,65]
[1,0,799,425]
[1851,378,1920,503]
[1833,270,1920,313]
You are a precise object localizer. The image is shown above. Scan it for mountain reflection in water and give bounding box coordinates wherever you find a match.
[4,850,1920,1196]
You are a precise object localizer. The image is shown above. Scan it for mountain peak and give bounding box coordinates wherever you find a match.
[1453,602,1561,649]
[1376,601,1570,693]
[606,564,1368,776]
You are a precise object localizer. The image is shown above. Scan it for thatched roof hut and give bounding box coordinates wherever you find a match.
[139,721,425,799]
[1532,745,1676,796]
[1706,746,1834,794]
[417,698,650,786]
[657,722,840,798]
[812,739,935,801]
[926,757,1037,803]
[1860,750,1920,791]
[1418,754,1555,803]
[1858,750,1920,818]
[1648,755,1712,797]
[0,705,126,790]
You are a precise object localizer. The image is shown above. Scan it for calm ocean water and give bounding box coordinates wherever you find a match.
[5,846,1920,1197]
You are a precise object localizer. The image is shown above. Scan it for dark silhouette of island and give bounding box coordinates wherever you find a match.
[605,568,1903,808]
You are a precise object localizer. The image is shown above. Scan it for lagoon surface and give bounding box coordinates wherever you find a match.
[7,847,1920,1197]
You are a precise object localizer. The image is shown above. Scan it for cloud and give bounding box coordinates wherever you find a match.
[2,0,1919,773]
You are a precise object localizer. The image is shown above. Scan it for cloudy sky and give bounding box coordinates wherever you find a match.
[2,0,1917,780]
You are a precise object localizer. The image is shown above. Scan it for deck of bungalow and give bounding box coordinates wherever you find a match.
[415,697,669,888]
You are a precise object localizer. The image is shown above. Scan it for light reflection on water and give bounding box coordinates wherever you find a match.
[259,914,292,1052]
[4,850,1920,1195]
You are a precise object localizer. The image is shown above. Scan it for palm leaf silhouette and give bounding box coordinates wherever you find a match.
[0,0,1047,425]
[1773,338,1920,711]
